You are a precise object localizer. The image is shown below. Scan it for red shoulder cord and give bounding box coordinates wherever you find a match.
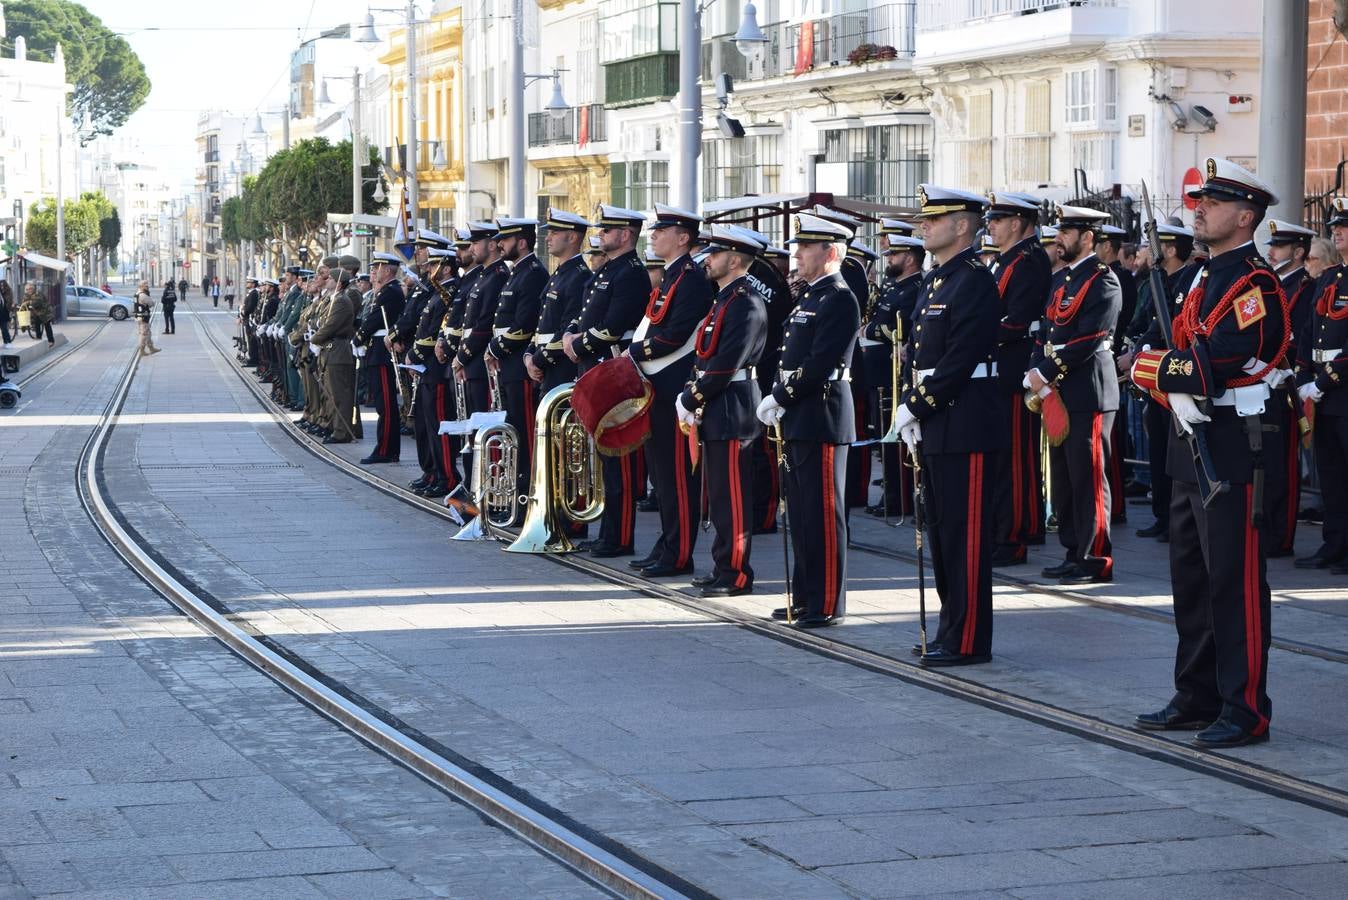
[644,267,686,325]
[1048,268,1103,325]
[995,252,1023,298]
[1315,274,1348,320]
[1174,263,1291,387]
[695,290,736,358]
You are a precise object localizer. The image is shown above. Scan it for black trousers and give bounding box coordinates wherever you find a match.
[751,432,780,533]
[1049,410,1114,578]
[415,379,443,480]
[245,332,258,366]
[368,364,401,460]
[1263,387,1299,554]
[844,382,871,508]
[162,307,176,333]
[1108,403,1127,523]
[598,450,638,550]
[992,393,1043,552]
[1168,478,1272,734]
[502,378,536,500]
[434,382,462,490]
[1145,399,1172,525]
[921,450,994,656]
[645,396,700,568]
[1313,410,1348,556]
[784,440,848,618]
[705,438,755,587]
[868,386,913,516]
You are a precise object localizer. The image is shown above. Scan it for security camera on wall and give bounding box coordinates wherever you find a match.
[716,112,745,139]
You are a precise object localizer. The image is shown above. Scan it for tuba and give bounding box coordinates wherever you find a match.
[505,382,605,554]
[451,419,520,541]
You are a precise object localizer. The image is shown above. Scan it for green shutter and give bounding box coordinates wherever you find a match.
[610,161,627,206]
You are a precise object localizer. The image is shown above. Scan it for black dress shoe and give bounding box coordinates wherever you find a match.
[1041,560,1077,579]
[408,475,431,491]
[691,573,718,588]
[1193,717,1268,748]
[590,544,635,559]
[641,563,694,578]
[360,455,393,464]
[1134,703,1216,732]
[575,539,601,552]
[700,582,751,597]
[793,613,840,628]
[421,481,450,499]
[636,497,660,512]
[1136,521,1168,539]
[1060,566,1110,585]
[1295,546,1341,569]
[628,555,661,570]
[752,525,778,535]
[920,647,991,667]
[991,547,1026,567]
[399,425,415,436]
[321,436,352,445]
[770,605,805,621]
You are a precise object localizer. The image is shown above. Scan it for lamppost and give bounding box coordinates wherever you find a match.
[358,4,424,224]
[511,65,570,217]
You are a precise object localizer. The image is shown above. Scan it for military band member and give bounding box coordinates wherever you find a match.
[313,261,360,445]
[486,218,548,497]
[893,186,1004,664]
[1296,197,1348,572]
[1030,205,1122,585]
[564,204,652,557]
[862,233,925,519]
[337,255,366,442]
[678,225,768,596]
[585,235,608,272]
[1097,224,1137,525]
[757,213,859,627]
[357,252,406,464]
[984,192,1052,563]
[527,209,592,394]
[257,278,281,383]
[1040,226,1063,272]
[393,240,435,490]
[748,243,793,534]
[628,204,714,578]
[241,277,261,366]
[1262,220,1318,555]
[455,222,510,422]
[1132,158,1287,747]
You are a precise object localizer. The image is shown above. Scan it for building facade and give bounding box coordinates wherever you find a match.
[1306,0,1347,196]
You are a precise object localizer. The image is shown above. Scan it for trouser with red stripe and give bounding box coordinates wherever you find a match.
[368,363,401,460]
[869,386,913,515]
[644,397,700,568]
[433,383,461,490]
[844,381,872,508]
[784,441,848,618]
[1262,387,1299,554]
[992,393,1044,553]
[598,451,638,550]
[415,379,445,481]
[751,432,780,532]
[1049,410,1114,578]
[705,438,754,588]
[501,378,536,499]
[1314,410,1348,557]
[921,450,994,656]
[1145,399,1172,526]
[1108,405,1127,523]
[1168,479,1272,734]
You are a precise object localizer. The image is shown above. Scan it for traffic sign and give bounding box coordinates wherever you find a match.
[1182,167,1203,210]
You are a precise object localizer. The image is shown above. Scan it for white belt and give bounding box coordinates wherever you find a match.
[1027,321,1041,335]
[694,367,754,383]
[914,362,997,384]
[1210,383,1269,416]
[493,326,509,337]
[1049,340,1108,353]
[622,329,636,342]
[859,337,885,348]
[1313,348,1342,364]
[534,331,554,346]
[373,328,388,337]
[639,328,699,375]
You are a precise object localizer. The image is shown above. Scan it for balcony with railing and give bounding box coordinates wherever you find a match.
[916,0,1125,63]
[528,104,609,149]
[1005,134,1053,186]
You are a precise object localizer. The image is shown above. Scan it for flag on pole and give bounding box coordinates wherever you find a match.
[393,184,416,262]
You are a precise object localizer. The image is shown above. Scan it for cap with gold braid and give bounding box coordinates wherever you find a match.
[594,204,645,230]
[913,184,989,218]
[1327,197,1348,228]
[848,239,879,262]
[650,202,702,231]
[466,221,496,241]
[1054,204,1109,230]
[542,208,592,232]
[586,234,606,254]
[453,227,474,249]
[884,234,924,253]
[985,191,1040,221]
[704,224,767,256]
[878,217,917,237]
[787,212,853,244]
[491,217,538,240]
[1186,157,1278,208]
[1267,219,1316,246]
[1038,225,1059,246]
[413,229,451,249]
[806,204,862,236]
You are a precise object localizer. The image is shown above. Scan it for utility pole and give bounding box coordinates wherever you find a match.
[352,68,365,261]
[406,0,419,225]
[509,0,526,217]
[1257,0,1307,226]
[677,0,701,210]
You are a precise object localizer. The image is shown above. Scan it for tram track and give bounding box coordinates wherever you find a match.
[80,313,706,900]
[12,318,113,391]
[196,304,1348,821]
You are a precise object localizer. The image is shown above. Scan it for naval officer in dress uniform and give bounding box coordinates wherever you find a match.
[356,252,407,464]
[893,186,1005,665]
[527,209,593,394]
[1030,205,1123,585]
[756,213,860,627]
[1132,157,1289,747]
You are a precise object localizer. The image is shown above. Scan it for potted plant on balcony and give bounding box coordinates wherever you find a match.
[847,43,898,66]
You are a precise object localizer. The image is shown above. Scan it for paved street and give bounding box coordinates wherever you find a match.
[2,303,1344,897]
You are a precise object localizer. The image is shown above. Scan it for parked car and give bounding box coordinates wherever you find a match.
[64,285,131,320]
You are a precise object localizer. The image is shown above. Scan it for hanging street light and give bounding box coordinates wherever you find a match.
[734,2,768,64]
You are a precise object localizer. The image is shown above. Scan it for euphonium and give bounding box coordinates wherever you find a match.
[879,335,904,444]
[452,420,520,541]
[505,382,604,554]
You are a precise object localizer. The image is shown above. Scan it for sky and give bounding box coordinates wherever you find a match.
[79,0,374,189]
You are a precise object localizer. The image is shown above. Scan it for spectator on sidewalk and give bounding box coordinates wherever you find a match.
[0,280,14,348]
[20,283,54,346]
[211,276,221,308]
[224,276,235,310]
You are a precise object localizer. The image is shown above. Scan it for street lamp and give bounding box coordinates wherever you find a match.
[543,73,569,121]
[510,67,571,215]
[359,4,425,225]
[733,2,768,65]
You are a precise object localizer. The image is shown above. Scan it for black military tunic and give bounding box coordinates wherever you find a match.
[355,280,406,461]
[531,254,590,393]
[630,254,714,570]
[861,271,921,517]
[568,248,650,552]
[417,278,460,491]
[1108,259,1138,524]
[1264,266,1316,554]
[989,236,1052,558]
[841,255,874,508]
[1298,263,1348,563]
[394,279,434,475]
[902,246,1004,656]
[1031,254,1122,580]
[456,258,510,416]
[682,275,767,589]
[771,271,859,620]
[489,253,548,496]
[746,258,793,533]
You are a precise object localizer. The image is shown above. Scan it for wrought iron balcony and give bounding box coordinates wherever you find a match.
[528,104,608,148]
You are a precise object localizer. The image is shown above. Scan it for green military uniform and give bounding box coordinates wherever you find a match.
[314,279,358,444]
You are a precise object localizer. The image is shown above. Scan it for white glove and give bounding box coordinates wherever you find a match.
[1022,368,1047,391]
[1299,381,1324,404]
[1167,393,1212,436]
[756,394,784,427]
[900,420,921,452]
[308,342,321,356]
[675,394,696,426]
[254,325,262,337]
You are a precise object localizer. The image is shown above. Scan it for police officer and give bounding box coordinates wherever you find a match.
[455,222,510,423]
[984,192,1052,563]
[357,252,407,464]
[894,186,1004,665]
[527,209,592,395]
[1263,220,1318,556]
[1132,158,1287,747]
[563,205,654,558]
[485,218,548,498]
[1030,205,1122,585]
[748,242,794,534]
[1297,197,1348,572]
[678,224,768,596]
[628,204,714,578]
[756,213,859,627]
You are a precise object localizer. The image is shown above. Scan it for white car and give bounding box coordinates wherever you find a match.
[64,285,132,320]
